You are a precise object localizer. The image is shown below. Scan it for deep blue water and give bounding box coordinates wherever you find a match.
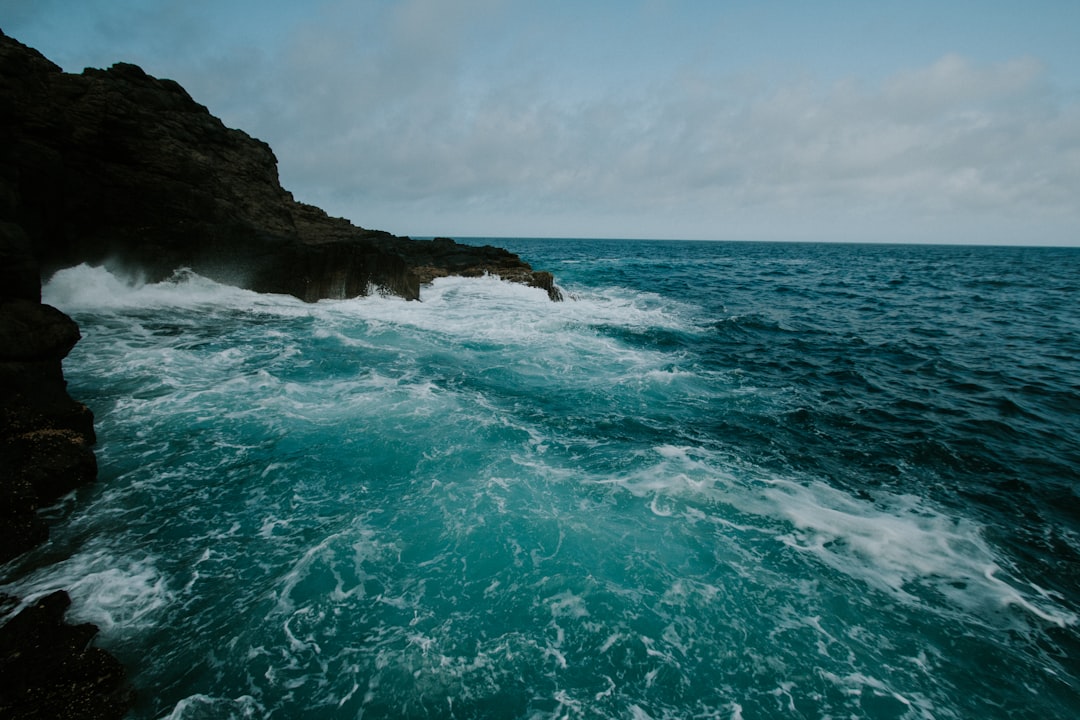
[3,239,1079,719]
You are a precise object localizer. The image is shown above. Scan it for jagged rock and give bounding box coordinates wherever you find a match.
[0,30,561,302]
[0,591,132,719]
[0,299,81,362]
[0,289,97,565]
[399,237,564,300]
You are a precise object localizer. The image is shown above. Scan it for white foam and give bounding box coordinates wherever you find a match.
[46,267,712,429]
[274,531,348,616]
[44,264,296,314]
[600,445,1077,630]
[272,519,395,616]
[547,590,589,619]
[42,265,707,390]
[161,693,264,720]
[818,671,939,719]
[0,547,173,636]
[760,477,1077,627]
[317,273,698,369]
[595,445,742,500]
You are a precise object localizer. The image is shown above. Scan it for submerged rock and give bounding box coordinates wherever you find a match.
[0,30,561,302]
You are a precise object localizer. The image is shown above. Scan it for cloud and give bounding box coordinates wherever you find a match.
[222,30,1077,241]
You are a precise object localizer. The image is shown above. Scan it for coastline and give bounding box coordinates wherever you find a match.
[0,28,558,717]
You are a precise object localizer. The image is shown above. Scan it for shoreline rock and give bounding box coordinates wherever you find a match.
[0,228,96,564]
[0,29,562,302]
[0,590,132,719]
[0,223,129,716]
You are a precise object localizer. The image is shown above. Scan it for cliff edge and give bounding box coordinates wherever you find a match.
[0,29,561,302]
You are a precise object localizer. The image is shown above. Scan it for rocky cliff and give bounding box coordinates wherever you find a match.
[0,29,561,302]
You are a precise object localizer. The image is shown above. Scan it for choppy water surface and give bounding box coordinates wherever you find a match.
[4,240,1079,719]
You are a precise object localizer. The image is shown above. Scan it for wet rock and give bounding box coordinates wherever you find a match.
[402,237,563,301]
[0,291,97,564]
[0,591,132,720]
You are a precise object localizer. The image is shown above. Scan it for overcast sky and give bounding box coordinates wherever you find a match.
[4,0,1079,244]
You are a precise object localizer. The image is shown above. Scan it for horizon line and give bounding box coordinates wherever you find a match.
[413,235,1080,249]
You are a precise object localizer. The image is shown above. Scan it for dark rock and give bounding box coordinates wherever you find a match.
[401,237,563,301]
[0,591,132,720]
[0,299,81,362]
[528,270,563,302]
[0,223,40,302]
[4,429,97,507]
[0,29,561,302]
[0,293,98,567]
[0,494,48,564]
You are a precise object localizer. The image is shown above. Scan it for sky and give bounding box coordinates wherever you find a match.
[3,0,1079,245]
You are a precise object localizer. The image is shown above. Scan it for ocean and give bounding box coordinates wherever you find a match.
[3,239,1079,719]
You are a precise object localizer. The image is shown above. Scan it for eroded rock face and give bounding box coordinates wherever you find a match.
[0,30,561,302]
[0,292,96,562]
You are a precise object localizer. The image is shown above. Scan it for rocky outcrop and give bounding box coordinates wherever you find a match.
[0,225,96,564]
[0,591,131,719]
[0,30,562,302]
[0,223,129,717]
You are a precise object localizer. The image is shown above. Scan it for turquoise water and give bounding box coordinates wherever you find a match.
[4,239,1079,719]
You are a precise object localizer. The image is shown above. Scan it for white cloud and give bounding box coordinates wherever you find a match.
[209,18,1075,242]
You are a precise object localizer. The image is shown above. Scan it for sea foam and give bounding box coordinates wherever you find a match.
[0,546,173,635]
[21,243,1080,719]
